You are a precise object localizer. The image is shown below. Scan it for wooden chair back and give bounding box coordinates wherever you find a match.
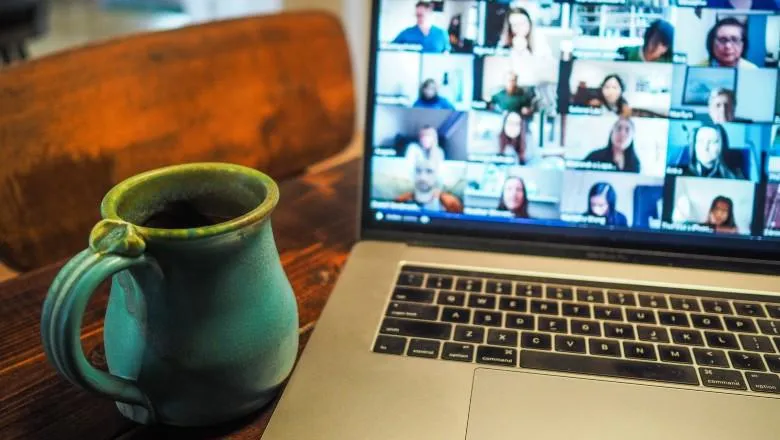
[0,11,355,271]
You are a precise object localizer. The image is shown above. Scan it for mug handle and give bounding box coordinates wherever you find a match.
[41,220,157,414]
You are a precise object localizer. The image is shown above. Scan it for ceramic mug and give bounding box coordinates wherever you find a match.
[41,163,299,426]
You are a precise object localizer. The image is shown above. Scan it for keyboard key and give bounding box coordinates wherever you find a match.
[373,335,407,355]
[702,300,732,315]
[699,368,746,390]
[485,279,513,295]
[555,335,586,354]
[738,335,775,353]
[704,331,739,349]
[745,372,780,394]
[521,332,552,350]
[577,288,605,304]
[758,319,780,336]
[531,300,559,316]
[637,325,669,343]
[729,351,766,371]
[545,285,573,301]
[608,290,637,306]
[426,275,453,290]
[392,287,435,303]
[658,345,693,364]
[658,311,689,327]
[670,297,700,312]
[380,318,452,340]
[454,325,484,344]
[468,294,496,310]
[499,297,527,312]
[693,348,729,367]
[734,302,766,318]
[765,355,780,373]
[456,278,483,293]
[437,291,466,307]
[516,282,543,298]
[387,302,439,320]
[571,319,601,336]
[505,313,534,330]
[724,316,757,334]
[594,306,623,321]
[407,339,441,359]
[441,342,474,363]
[562,303,591,318]
[671,329,704,346]
[487,329,518,347]
[767,304,780,319]
[604,323,634,340]
[476,345,517,367]
[441,307,470,324]
[589,339,621,357]
[624,342,656,361]
[397,272,424,287]
[638,293,668,309]
[626,308,656,324]
[691,314,723,330]
[474,311,502,327]
[521,351,699,385]
[538,317,567,333]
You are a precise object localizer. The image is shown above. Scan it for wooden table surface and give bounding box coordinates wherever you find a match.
[0,158,360,440]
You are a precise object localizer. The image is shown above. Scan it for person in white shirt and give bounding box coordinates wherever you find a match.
[405,125,446,165]
[699,17,758,69]
[500,6,556,86]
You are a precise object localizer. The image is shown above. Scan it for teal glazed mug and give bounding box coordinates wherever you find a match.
[41,163,299,426]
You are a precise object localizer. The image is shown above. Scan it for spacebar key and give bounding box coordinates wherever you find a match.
[520,351,699,385]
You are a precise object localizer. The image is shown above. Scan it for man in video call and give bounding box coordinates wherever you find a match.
[392,1,450,53]
[489,71,534,115]
[396,156,463,213]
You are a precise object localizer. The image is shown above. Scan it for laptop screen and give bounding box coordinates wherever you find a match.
[363,0,780,258]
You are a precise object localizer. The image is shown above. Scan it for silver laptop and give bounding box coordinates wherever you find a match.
[263,1,780,438]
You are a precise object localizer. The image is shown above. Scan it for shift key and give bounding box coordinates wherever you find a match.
[380,318,452,340]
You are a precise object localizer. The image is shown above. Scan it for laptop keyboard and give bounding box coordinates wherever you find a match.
[372,266,780,396]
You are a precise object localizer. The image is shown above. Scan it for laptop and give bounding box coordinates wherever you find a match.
[263,1,780,438]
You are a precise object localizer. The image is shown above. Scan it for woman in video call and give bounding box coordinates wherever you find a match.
[684,124,745,180]
[618,20,675,63]
[413,79,455,110]
[584,118,641,173]
[590,74,631,117]
[497,176,530,219]
[703,195,739,234]
[585,183,628,227]
[699,17,757,69]
[405,125,446,165]
[501,6,555,86]
[498,111,529,165]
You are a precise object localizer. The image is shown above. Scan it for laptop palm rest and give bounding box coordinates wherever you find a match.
[466,368,778,440]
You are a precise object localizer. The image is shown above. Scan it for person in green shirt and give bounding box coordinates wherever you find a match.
[618,20,675,63]
[489,71,534,115]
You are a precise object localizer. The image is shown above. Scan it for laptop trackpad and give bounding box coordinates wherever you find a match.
[467,368,778,440]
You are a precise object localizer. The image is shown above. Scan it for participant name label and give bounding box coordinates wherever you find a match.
[561,214,606,225]
[371,201,421,212]
[566,160,617,172]
[662,222,713,233]
[765,229,780,238]
[669,109,694,120]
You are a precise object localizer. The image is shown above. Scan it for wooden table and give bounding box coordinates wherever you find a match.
[0,159,360,440]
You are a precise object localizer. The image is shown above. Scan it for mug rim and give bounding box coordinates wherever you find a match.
[101,162,279,241]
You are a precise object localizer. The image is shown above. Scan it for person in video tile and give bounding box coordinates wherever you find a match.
[413,79,455,110]
[584,118,641,173]
[700,17,756,69]
[501,6,555,86]
[703,195,739,234]
[392,1,450,53]
[707,88,737,124]
[395,156,463,213]
[489,71,534,115]
[704,0,780,11]
[590,74,631,117]
[683,124,745,179]
[498,111,529,164]
[497,176,530,219]
[617,20,675,63]
[585,182,628,227]
[405,125,446,164]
